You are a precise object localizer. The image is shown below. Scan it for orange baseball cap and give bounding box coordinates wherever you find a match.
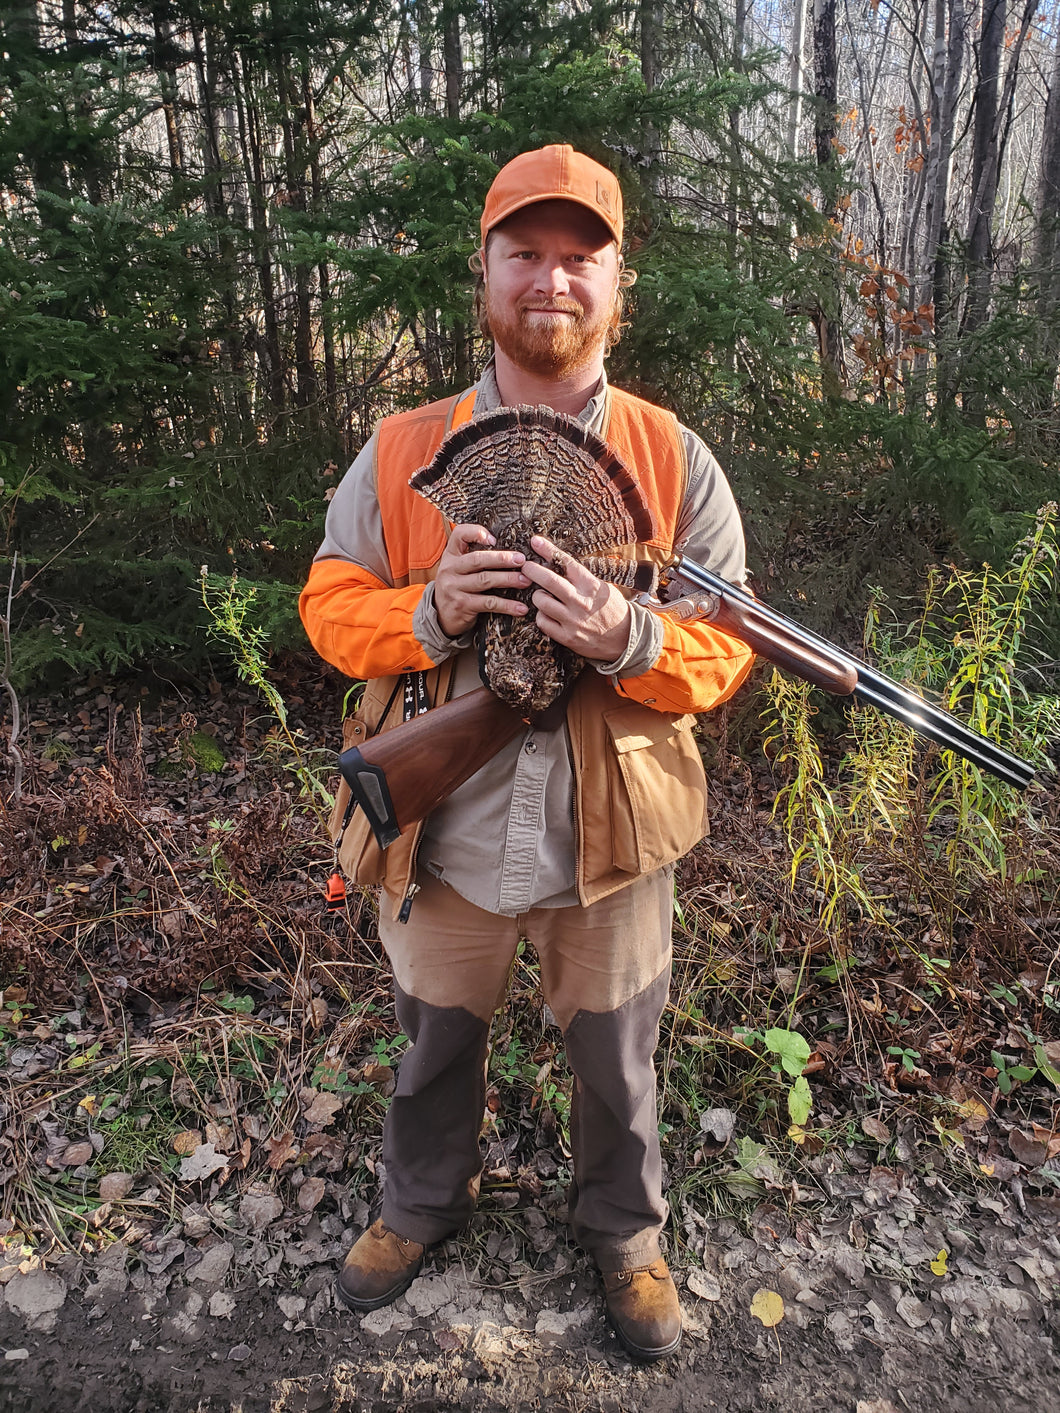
[480,145,623,246]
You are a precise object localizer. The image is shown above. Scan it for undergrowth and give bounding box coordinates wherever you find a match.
[1,517,1058,1261]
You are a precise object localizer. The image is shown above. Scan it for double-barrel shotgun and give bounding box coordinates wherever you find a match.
[338,552,1037,852]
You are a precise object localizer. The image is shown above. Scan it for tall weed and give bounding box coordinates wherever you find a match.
[765,505,1060,945]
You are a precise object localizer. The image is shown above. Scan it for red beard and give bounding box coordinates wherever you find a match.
[484,291,614,378]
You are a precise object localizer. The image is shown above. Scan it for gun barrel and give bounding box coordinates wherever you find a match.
[669,556,1036,791]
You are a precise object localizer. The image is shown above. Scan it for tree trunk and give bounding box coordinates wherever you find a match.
[787,0,809,156]
[442,3,462,119]
[1032,30,1060,413]
[812,0,847,392]
[962,0,1005,347]
[639,1,663,198]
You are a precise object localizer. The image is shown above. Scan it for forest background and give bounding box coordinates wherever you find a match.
[3,0,1060,685]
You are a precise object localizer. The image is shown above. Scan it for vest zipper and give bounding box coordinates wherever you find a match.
[397,881,420,924]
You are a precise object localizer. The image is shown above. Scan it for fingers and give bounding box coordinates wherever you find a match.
[523,535,632,661]
[434,523,531,636]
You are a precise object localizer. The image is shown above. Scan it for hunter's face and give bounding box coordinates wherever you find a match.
[482,200,620,379]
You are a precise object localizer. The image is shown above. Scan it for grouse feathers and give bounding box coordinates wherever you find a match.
[410,405,658,715]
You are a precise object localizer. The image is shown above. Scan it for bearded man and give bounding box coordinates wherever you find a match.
[299,145,754,1361]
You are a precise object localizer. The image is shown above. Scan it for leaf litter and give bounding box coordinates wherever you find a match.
[1,667,1059,1410]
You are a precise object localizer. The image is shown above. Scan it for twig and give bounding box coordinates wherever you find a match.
[1,551,24,802]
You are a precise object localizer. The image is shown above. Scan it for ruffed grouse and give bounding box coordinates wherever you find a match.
[410,405,657,715]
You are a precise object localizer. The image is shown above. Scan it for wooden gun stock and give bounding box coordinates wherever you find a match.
[339,687,524,847]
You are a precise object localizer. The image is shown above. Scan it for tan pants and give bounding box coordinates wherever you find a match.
[376,868,673,1272]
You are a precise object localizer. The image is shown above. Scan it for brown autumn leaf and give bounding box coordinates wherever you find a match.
[173,1129,203,1156]
[205,1121,234,1154]
[61,1142,94,1167]
[267,1132,300,1171]
[861,1116,891,1144]
[302,1090,344,1126]
[297,1177,326,1213]
[307,997,329,1030]
[99,1172,135,1201]
[1009,1129,1048,1169]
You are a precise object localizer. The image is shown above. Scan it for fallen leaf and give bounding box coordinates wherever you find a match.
[78,1096,98,1118]
[699,1107,736,1150]
[239,1190,283,1234]
[302,1090,343,1126]
[750,1288,785,1327]
[930,1249,948,1277]
[268,1133,300,1170]
[957,1098,989,1132]
[173,1129,203,1156]
[61,1142,93,1167]
[1008,1130,1048,1169]
[861,1116,891,1144]
[686,1268,722,1301]
[179,1142,230,1182]
[307,998,329,1030]
[99,1172,135,1201]
[205,1122,234,1154]
[297,1177,326,1213]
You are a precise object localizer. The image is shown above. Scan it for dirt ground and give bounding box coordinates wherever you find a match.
[2,1167,1058,1413]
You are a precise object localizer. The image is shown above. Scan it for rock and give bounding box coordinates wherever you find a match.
[228,1343,251,1361]
[187,1242,234,1285]
[99,1172,135,1201]
[3,1350,28,1361]
[534,1307,592,1344]
[685,1268,722,1302]
[856,1402,900,1413]
[4,1271,68,1329]
[209,1290,237,1319]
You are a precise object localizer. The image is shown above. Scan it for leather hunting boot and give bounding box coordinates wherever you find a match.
[336,1219,425,1312]
[602,1258,682,1361]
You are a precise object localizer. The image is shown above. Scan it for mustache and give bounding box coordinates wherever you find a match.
[518,299,583,316]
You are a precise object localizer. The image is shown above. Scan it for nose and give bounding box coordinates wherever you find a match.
[533,259,570,299]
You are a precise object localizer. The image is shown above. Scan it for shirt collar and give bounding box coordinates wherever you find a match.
[474,358,609,431]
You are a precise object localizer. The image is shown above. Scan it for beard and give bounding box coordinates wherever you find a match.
[484,289,616,378]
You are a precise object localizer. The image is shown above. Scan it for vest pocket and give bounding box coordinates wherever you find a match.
[603,706,708,875]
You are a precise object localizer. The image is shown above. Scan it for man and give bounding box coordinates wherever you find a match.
[299,145,754,1361]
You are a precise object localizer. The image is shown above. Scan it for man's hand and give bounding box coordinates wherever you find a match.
[522,534,632,662]
[433,523,531,638]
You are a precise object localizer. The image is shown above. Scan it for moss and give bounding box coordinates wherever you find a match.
[185,731,225,773]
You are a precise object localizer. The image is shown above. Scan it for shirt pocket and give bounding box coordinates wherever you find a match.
[604,706,707,875]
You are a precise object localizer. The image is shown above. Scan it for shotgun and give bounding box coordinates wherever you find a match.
[338,552,1037,851]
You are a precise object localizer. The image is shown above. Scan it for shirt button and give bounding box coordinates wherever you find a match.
[524,737,537,754]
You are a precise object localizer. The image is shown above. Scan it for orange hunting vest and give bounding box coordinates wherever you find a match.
[333,384,709,913]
